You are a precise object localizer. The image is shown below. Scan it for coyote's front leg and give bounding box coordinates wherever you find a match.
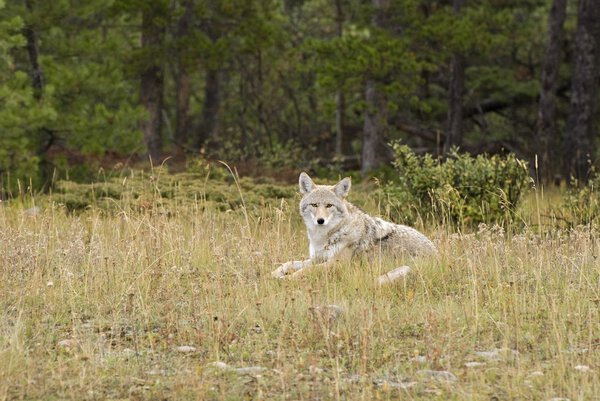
[287,259,334,278]
[272,248,350,279]
[271,259,313,278]
[271,259,330,279]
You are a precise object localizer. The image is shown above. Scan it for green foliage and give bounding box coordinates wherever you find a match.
[384,142,531,228]
[0,0,583,193]
[0,0,143,195]
[560,169,600,227]
[31,1,145,154]
[0,1,49,195]
[49,167,296,213]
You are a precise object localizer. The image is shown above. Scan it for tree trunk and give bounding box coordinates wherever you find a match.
[197,67,220,149]
[362,79,388,174]
[444,0,465,156]
[23,0,55,190]
[361,0,390,175]
[564,0,600,183]
[23,0,44,100]
[140,6,165,162]
[174,0,194,160]
[334,0,344,157]
[535,0,567,182]
[195,4,221,151]
[335,91,345,156]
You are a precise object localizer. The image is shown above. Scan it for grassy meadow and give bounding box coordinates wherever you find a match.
[1,169,599,400]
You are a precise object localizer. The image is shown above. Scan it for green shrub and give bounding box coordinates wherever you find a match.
[384,142,530,228]
[560,168,600,227]
[48,168,296,213]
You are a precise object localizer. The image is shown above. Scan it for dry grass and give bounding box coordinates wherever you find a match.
[1,182,599,400]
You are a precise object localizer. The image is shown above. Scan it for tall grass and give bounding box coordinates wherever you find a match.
[0,181,599,400]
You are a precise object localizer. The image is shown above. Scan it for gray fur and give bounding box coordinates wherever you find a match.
[271,172,436,278]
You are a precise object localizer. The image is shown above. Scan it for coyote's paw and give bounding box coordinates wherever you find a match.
[271,264,289,278]
[271,261,305,278]
[376,265,411,286]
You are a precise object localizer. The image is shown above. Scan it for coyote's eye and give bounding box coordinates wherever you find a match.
[325,204,333,208]
[310,203,318,208]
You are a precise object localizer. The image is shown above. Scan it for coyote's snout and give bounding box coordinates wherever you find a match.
[271,172,436,279]
[308,203,329,226]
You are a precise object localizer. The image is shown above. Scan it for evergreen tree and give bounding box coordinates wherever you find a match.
[4,0,143,186]
[444,0,465,156]
[564,0,600,182]
[0,0,50,195]
[139,1,169,161]
[536,0,567,182]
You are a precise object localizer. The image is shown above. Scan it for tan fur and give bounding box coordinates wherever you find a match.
[271,172,436,279]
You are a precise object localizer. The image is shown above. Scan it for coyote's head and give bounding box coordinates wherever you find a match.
[298,172,351,229]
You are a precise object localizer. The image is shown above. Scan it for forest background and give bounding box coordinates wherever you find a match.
[1,0,599,194]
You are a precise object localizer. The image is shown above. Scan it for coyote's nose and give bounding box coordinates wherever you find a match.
[317,218,325,225]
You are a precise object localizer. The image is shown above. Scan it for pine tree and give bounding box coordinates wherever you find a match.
[564,0,600,182]
[536,0,567,182]
[0,0,46,195]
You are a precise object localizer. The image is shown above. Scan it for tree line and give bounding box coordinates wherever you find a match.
[1,0,599,192]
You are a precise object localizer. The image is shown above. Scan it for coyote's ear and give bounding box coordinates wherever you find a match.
[333,177,351,198]
[299,172,315,194]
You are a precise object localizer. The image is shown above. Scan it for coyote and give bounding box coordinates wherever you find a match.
[271,172,436,279]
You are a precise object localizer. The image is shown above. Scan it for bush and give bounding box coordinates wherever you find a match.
[384,142,530,228]
[560,168,600,227]
[49,167,296,213]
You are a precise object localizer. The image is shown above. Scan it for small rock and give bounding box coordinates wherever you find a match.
[416,369,458,382]
[313,304,344,323]
[547,398,570,401]
[206,361,266,375]
[176,345,196,353]
[528,370,544,377]
[465,361,486,368]
[234,366,267,375]
[145,369,166,376]
[207,361,229,370]
[377,266,411,286]
[309,365,324,374]
[57,339,77,348]
[574,365,591,372]
[474,350,500,360]
[473,347,519,361]
[373,379,418,390]
[410,355,427,363]
[121,348,137,357]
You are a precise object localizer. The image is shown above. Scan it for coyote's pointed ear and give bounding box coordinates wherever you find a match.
[299,172,315,195]
[333,177,351,198]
